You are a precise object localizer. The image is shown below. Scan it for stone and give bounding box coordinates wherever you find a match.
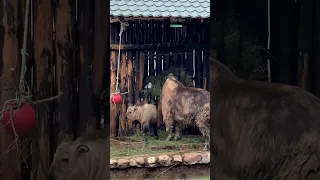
[199,152,210,164]
[135,157,145,167]
[158,155,172,166]
[172,155,182,164]
[129,158,138,167]
[110,159,117,168]
[146,157,157,167]
[117,159,130,169]
[183,152,202,165]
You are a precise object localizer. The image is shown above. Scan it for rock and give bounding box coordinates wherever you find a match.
[146,157,157,167]
[110,159,117,168]
[117,159,130,169]
[183,152,202,165]
[172,155,182,164]
[158,155,172,166]
[135,157,145,167]
[129,158,138,167]
[199,152,210,164]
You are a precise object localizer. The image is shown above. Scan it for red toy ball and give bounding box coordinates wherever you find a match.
[2,102,36,136]
[110,93,122,104]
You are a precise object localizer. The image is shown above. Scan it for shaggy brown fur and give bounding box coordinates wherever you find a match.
[160,75,210,150]
[48,133,108,180]
[210,55,320,179]
[126,103,159,143]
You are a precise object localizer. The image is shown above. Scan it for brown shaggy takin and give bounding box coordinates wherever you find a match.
[210,56,320,179]
[126,103,159,144]
[160,75,210,151]
[48,133,108,180]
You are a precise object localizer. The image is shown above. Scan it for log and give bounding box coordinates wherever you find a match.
[76,0,94,134]
[54,0,75,144]
[0,0,21,179]
[33,0,54,179]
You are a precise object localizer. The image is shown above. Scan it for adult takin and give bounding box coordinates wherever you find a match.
[48,133,109,180]
[125,103,159,144]
[210,56,320,179]
[159,74,210,151]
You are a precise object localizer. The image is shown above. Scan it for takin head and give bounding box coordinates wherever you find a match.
[49,141,90,179]
[49,135,108,180]
[125,105,141,123]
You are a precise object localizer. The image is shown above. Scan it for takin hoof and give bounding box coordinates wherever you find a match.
[174,136,181,141]
[166,136,173,141]
[203,143,210,151]
[154,136,159,140]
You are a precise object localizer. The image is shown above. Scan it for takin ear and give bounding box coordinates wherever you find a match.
[133,106,138,110]
[76,145,90,154]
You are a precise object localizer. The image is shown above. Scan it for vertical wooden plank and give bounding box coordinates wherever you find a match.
[120,52,127,130]
[92,0,109,130]
[203,50,209,90]
[186,50,193,75]
[110,24,116,44]
[195,50,203,88]
[110,51,117,137]
[156,53,162,74]
[0,0,21,179]
[312,0,320,96]
[138,52,145,92]
[134,51,140,103]
[77,0,94,134]
[164,53,169,71]
[54,0,75,144]
[19,0,34,178]
[33,0,54,179]
[127,51,134,105]
[150,52,155,76]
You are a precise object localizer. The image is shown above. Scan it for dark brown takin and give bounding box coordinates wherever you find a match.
[210,53,320,180]
[159,74,210,151]
[49,133,109,180]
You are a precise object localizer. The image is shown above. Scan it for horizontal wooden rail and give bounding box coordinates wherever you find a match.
[110,43,210,50]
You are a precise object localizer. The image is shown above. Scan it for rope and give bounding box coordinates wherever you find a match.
[114,21,129,94]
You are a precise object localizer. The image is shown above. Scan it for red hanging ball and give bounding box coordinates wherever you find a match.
[2,102,36,136]
[110,93,122,104]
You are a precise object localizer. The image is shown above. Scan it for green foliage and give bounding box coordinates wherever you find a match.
[141,66,194,99]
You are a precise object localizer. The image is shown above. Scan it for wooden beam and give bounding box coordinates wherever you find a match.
[110,43,209,50]
[54,0,75,143]
[33,0,54,179]
[0,0,21,179]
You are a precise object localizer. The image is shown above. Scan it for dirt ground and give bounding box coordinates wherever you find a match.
[110,164,210,180]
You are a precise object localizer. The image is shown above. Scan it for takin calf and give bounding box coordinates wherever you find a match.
[48,133,108,180]
[159,74,210,151]
[210,56,320,179]
[126,103,159,144]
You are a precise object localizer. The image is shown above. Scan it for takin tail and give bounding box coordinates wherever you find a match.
[157,100,163,127]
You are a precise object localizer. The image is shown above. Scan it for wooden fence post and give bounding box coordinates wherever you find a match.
[76,0,94,135]
[33,0,54,179]
[0,1,21,179]
[54,0,75,143]
[110,51,117,137]
[92,0,109,130]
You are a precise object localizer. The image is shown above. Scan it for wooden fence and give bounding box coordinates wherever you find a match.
[110,19,210,137]
[0,0,109,179]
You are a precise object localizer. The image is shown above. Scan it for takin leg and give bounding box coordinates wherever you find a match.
[142,124,149,145]
[165,112,174,141]
[174,123,182,141]
[152,123,159,140]
[195,117,210,151]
